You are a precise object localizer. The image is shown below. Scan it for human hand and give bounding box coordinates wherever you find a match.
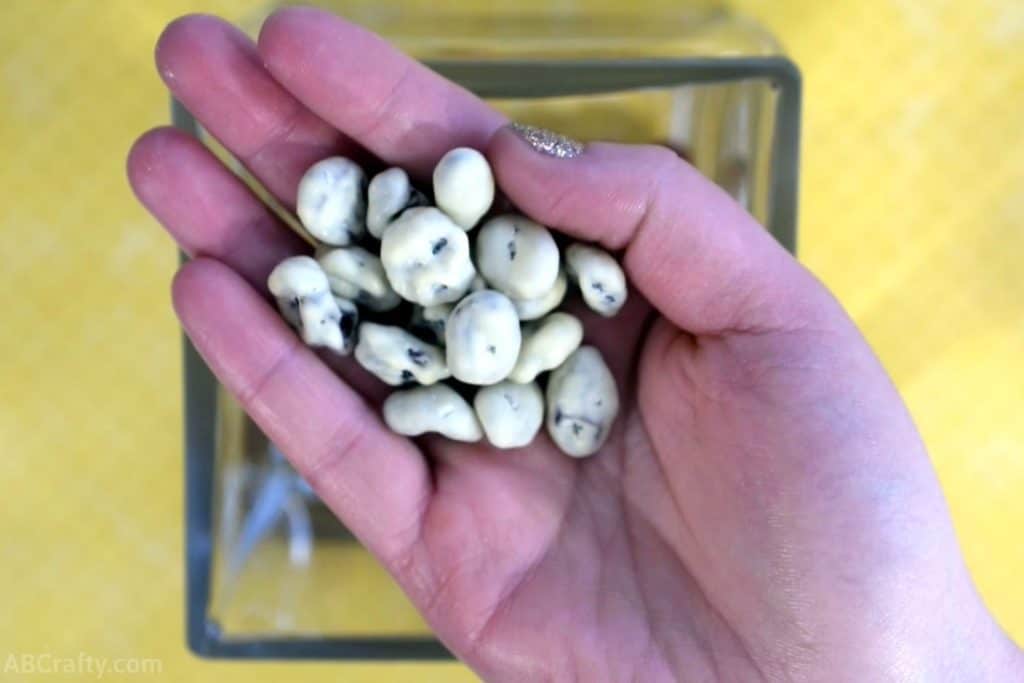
[128,9,1022,681]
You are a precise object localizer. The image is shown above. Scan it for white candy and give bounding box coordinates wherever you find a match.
[469,274,488,292]
[511,269,568,321]
[474,381,544,448]
[445,290,522,385]
[508,312,583,384]
[380,207,476,306]
[284,149,636,456]
[296,157,366,246]
[433,147,494,230]
[366,167,426,239]
[383,384,483,442]
[475,214,560,300]
[354,322,450,386]
[546,346,619,457]
[565,244,628,317]
[317,246,400,312]
[410,303,452,345]
[267,256,357,354]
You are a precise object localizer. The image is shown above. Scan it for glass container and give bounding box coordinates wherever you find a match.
[177,1,800,660]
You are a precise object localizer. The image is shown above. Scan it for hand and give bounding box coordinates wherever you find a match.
[128,9,1021,681]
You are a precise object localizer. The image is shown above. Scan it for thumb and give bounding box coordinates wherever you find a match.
[487,124,826,335]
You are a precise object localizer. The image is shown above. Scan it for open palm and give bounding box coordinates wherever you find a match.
[129,9,1019,681]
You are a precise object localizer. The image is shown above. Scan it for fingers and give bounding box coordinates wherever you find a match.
[488,127,825,334]
[128,127,394,402]
[173,258,431,565]
[127,127,305,286]
[155,14,348,207]
[257,7,505,177]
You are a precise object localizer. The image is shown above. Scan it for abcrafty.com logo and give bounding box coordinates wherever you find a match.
[3,652,162,678]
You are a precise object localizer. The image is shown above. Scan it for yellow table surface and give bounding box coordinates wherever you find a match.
[1,0,1021,680]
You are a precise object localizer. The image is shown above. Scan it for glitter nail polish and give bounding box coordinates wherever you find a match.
[508,123,583,159]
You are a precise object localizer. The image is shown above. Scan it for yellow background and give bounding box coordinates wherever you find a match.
[1,0,1021,680]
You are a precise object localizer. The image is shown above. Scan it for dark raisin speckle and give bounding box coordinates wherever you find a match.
[407,347,429,366]
[603,294,616,304]
[487,344,497,354]
[339,311,357,337]
[431,238,448,255]
[400,369,415,383]
[507,240,517,260]
[557,413,603,440]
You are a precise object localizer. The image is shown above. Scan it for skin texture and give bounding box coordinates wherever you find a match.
[128,9,1023,682]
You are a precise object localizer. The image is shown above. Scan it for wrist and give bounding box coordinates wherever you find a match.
[935,605,1023,682]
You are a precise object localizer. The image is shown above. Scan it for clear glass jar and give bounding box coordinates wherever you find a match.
[177,1,800,659]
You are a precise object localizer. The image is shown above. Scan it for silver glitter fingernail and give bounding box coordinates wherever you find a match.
[508,123,583,159]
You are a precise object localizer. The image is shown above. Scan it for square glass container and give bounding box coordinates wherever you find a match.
[177,1,800,660]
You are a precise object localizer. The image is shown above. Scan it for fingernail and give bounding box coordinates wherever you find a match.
[507,123,583,159]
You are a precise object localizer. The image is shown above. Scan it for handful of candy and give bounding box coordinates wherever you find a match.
[268,148,627,457]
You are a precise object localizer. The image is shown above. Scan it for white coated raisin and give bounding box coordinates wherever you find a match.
[565,243,628,317]
[267,256,357,354]
[296,157,366,246]
[433,147,495,230]
[317,246,400,311]
[380,207,476,306]
[508,312,583,383]
[383,384,483,442]
[366,167,427,238]
[474,381,544,448]
[511,269,568,321]
[475,214,560,299]
[354,322,450,386]
[546,346,619,457]
[445,290,522,385]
